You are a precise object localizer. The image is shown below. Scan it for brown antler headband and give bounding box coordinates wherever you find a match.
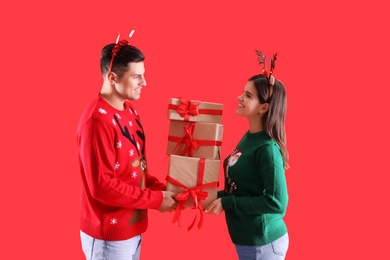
[255,50,278,99]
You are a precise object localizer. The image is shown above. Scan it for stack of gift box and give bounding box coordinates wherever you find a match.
[165,97,224,230]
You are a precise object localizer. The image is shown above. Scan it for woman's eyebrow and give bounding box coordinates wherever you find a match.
[245,90,253,97]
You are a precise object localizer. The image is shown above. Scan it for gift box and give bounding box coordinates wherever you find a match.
[166,155,220,209]
[167,121,223,159]
[167,97,223,123]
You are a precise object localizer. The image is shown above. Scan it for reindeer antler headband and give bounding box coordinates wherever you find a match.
[255,49,278,99]
[108,28,136,74]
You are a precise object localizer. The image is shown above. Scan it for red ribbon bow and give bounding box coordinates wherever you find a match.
[183,124,200,155]
[168,123,222,157]
[176,98,201,121]
[167,176,218,231]
[166,159,218,231]
[170,123,199,156]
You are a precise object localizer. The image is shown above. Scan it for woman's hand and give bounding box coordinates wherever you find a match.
[204,198,224,215]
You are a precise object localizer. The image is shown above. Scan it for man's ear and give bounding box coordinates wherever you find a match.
[107,71,118,84]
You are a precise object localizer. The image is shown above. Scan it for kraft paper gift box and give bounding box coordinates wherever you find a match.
[167,121,224,159]
[167,97,223,123]
[166,155,220,209]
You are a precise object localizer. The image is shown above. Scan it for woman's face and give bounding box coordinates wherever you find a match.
[236,81,264,119]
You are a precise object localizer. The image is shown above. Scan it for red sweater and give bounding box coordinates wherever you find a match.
[77,95,165,240]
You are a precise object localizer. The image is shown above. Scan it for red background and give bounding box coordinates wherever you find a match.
[1,0,389,259]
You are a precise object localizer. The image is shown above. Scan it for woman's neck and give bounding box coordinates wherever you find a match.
[248,117,263,133]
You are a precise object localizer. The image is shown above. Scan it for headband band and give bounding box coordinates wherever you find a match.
[108,29,136,74]
[255,50,278,100]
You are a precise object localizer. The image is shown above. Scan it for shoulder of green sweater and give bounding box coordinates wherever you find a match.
[250,135,278,151]
[259,139,280,150]
[254,139,282,162]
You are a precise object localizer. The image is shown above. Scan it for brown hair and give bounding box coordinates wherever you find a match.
[100,44,145,78]
[249,74,289,169]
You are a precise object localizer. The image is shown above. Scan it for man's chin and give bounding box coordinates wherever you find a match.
[129,94,141,101]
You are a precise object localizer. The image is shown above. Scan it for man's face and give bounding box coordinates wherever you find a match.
[114,61,146,101]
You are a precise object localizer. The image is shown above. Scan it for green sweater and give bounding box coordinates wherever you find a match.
[219,131,288,246]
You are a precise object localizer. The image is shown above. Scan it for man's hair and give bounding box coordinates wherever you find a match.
[100,44,145,78]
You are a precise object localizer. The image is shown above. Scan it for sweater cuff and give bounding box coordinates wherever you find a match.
[217,190,226,198]
[221,195,235,211]
[149,190,164,209]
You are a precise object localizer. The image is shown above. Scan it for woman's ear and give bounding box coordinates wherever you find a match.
[259,103,270,114]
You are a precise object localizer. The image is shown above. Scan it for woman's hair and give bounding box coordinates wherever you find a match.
[100,44,145,78]
[249,74,289,169]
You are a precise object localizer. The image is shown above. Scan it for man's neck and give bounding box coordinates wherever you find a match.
[100,89,125,111]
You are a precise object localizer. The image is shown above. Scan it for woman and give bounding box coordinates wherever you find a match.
[205,52,289,260]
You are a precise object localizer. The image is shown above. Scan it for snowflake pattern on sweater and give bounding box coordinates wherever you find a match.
[77,95,165,241]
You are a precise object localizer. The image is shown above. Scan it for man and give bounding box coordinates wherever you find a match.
[76,39,177,260]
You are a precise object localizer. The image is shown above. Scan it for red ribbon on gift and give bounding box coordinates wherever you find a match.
[166,159,219,231]
[168,97,222,121]
[177,97,200,121]
[168,123,222,157]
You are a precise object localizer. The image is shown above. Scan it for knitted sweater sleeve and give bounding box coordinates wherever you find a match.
[221,143,288,215]
[217,190,226,198]
[78,118,163,209]
[145,172,166,191]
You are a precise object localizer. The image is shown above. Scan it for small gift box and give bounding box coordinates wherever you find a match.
[167,121,223,159]
[167,97,223,123]
[166,155,220,209]
[166,155,220,230]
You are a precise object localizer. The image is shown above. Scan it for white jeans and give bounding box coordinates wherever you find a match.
[80,231,142,260]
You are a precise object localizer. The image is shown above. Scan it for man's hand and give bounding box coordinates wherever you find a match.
[158,191,177,212]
